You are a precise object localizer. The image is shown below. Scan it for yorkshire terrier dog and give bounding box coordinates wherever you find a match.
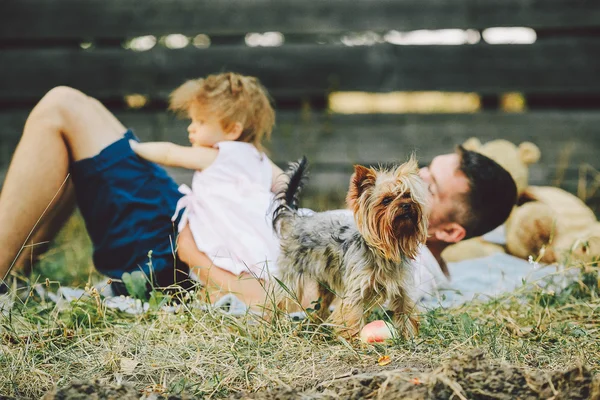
[272,156,429,338]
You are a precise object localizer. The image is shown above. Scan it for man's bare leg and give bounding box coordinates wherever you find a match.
[10,180,76,276]
[0,86,127,280]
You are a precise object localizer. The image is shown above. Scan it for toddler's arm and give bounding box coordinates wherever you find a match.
[129,140,218,170]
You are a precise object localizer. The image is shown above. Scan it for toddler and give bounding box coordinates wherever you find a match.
[130,72,282,281]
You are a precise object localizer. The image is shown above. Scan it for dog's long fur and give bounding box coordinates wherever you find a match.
[272,156,428,338]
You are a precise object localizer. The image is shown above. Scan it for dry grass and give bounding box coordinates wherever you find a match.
[2,260,599,398]
[1,206,599,399]
[1,289,385,398]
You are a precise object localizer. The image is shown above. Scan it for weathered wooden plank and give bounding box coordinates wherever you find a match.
[1,0,600,40]
[2,39,600,102]
[1,111,598,194]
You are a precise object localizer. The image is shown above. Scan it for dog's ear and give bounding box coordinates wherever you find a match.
[347,165,376,210]
[394,154,420,177]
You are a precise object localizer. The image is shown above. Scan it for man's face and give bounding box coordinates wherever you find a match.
[419,153,470,237]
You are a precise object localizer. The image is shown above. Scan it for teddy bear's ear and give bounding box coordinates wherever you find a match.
[462,137,481,151]
[518,142,541,165]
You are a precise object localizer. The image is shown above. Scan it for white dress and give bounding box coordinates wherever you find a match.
[172,141,280,279]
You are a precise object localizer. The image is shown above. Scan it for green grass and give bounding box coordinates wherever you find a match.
[31,210,98,287]
[1,207,599,399]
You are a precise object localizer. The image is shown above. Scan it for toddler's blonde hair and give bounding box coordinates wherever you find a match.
[169,72,275,153]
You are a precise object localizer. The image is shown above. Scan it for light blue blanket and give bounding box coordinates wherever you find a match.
[420,252,569,310]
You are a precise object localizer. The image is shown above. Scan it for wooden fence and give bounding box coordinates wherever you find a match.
[1,0,600,208]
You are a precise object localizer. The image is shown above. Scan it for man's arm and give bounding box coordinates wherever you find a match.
[129,140,218,170]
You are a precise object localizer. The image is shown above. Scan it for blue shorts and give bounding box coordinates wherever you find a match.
[71,130,192,293]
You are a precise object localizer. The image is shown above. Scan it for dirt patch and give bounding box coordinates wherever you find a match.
[40,380,189,400]
[39,350,599,399]
[41,380,139,400]
[233,350,600,400]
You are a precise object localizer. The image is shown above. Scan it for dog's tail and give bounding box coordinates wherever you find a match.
[272,156,309,235]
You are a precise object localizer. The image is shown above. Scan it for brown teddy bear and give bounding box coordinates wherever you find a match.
[505,186,600,265]
[441,138,541,262]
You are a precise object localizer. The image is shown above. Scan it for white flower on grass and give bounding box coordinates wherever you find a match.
[528,255,540,269]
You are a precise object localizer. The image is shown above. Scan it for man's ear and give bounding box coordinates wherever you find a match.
[225,122,243,141]
[433,222,466,243]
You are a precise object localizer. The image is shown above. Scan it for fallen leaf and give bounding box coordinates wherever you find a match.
[378,355,391,366]
[120,357,139,375]
[143,383,167,395]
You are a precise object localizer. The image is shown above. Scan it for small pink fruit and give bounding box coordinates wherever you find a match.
[360,320,397,343]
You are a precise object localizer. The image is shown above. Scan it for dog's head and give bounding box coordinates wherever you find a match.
[346,155,429,261]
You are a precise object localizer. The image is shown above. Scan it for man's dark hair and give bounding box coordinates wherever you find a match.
[456,145,518,239]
